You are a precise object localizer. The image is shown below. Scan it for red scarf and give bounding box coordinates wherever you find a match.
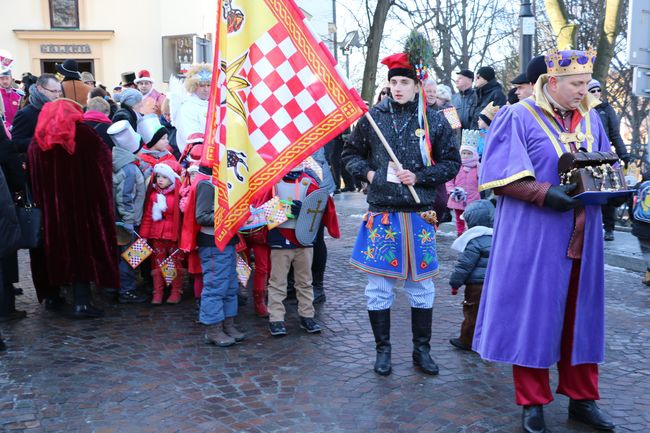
[82,110,112,124]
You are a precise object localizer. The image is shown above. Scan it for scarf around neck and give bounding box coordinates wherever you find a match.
[28,84,51,110]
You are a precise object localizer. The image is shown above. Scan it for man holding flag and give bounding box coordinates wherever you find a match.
[342,35,461,377]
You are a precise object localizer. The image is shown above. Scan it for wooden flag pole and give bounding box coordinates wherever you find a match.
[364,112,421,204]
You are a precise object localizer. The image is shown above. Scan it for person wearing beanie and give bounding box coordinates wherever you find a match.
[452,69,478,129]
[448,199,494,351]
[136,114,176,178]
[473,66,506,128]
[108,120,148,304]
[475,48,616,433]
[343,45,461,378]
[446,145,480,236]
[435,84,453,109]
[111,87,143,131]
[139,161,185,305]
[526,55,548,87]
[135,70,166,116]
[511,72,534,101]
[587,79,630,241]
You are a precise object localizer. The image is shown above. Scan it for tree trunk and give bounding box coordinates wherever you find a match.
[544,0,578,49]
[361,0,392,105]
[593,0,625,87]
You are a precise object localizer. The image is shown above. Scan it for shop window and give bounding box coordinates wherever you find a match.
[49,0,80,29]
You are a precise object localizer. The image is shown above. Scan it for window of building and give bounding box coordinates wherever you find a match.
[49,0,80,29]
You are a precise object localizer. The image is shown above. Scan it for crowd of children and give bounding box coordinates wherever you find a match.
[106,113,338,346]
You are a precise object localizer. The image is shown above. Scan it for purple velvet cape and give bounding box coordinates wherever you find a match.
[473,91,610,368]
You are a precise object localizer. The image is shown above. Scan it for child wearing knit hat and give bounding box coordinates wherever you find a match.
[139,161,185,305]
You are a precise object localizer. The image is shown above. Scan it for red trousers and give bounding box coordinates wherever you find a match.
[513,260,599,406]
[454,209,466,235]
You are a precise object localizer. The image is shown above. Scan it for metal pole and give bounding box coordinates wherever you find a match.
[519,0,534,73]
[332,0,338,61]
[345,52,350,78]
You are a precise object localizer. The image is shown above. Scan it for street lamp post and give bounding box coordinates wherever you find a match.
[519,0,534,73]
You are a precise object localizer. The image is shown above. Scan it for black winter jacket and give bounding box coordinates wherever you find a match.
[595,101,629,162]
[11,104,40,153]
[0,121,26,193]
[448,200,493,287]
[451,88,477,130]
[342,96,461,212]
[474,79,507,127]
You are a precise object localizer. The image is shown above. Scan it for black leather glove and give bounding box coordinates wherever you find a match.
[543,184,580,212]
[606,193,631,208]
[290,200,302,216]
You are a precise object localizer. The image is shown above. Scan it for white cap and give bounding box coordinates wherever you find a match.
[137,114,165,144]
[108,120,142,153]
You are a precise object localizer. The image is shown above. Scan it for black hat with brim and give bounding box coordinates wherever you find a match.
[511,72,529,85]
[457,69,474,80]
[55,59,81,80]
[121,71,136,86]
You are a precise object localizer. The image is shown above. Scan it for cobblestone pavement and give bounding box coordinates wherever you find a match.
[1,192,649,433]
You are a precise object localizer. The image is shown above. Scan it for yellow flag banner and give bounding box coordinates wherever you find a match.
[202,0,366,249]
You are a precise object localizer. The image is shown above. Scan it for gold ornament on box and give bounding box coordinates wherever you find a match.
[545,48,597,77]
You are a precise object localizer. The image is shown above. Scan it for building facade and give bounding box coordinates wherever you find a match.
[2,0,334,89]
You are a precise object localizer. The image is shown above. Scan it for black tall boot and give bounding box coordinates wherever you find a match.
[368,309,391,376]
[411,307,439,375]
[70,282,104,319]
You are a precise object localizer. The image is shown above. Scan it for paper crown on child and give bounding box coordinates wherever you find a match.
[107,120,142,153]
[137,114,168,148]
[545,48,597,77]
[478,102,500,126]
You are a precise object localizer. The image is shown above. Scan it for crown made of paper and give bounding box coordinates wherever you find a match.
[545,48,597,76]
[480,101,500,120]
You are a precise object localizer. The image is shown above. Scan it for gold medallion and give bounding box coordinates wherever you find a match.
[415,128,425,138]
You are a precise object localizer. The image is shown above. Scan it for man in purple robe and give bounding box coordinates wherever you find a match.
[474,48,617,433]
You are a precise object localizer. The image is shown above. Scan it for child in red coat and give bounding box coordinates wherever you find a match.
[140,161,185,304]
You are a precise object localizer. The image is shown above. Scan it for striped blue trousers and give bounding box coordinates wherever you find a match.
[365,274,435,310]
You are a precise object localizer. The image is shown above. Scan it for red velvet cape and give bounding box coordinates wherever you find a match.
[28,123,120,289]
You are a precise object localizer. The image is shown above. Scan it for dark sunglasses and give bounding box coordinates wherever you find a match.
[589,88,601,94]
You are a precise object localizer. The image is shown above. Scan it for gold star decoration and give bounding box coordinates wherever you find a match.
[362,247,375,259]
[225,52,250,122]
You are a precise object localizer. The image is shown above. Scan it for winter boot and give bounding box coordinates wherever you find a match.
[223,317,246,342]
[253,287,269,317]
[151,270,165,305]
[312,280,326,305]
[411,307,439,375]
[455,283,482,349]
[368,309,391,376]
[166,268,184,304]
[204,322,236,347]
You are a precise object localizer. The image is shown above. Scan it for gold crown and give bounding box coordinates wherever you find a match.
[545,48,597,76]
[480,101,500,121]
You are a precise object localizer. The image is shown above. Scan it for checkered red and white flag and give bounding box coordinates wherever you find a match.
[202,0,366,249]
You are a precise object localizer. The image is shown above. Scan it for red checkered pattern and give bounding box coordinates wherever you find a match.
[121,238,153,269]
[242,23,337,162]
